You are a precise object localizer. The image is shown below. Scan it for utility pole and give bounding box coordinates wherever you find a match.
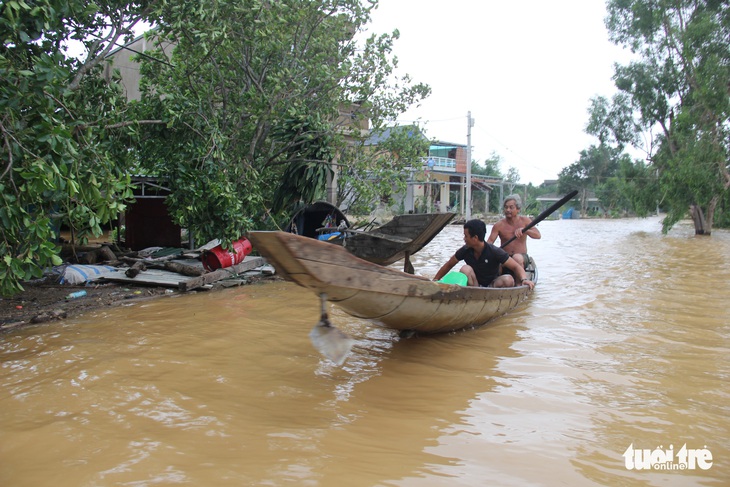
[466,111,474,221]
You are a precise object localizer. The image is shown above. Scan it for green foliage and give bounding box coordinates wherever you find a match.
[137,0,430,240]
[714,189,730,228]
[595,155,659,217]
[604,0,730,233]
[558,144,622,215]
[0,0,430,295]
[337,124,430,214]
[270,113,335,214]
[470,152,504,213]
[585,94,640,150]
[473,152,503,178]
[653,115,726,232]
[0,0,143,296]
[503,166,521,195]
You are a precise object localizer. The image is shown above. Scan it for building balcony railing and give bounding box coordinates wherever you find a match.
[421,156,456,171]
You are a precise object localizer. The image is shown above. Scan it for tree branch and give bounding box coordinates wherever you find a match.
[0,119,14,182]
[104,120,164,130]
[68,3,158,91]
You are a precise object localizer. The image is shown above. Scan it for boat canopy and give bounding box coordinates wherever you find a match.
[286,202,349,239]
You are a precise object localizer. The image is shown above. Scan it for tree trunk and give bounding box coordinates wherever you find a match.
[162,261,205,277]
[705,195,719,234]
[76,245,117,264]
[690,204,711,236]
[125,260,147,278]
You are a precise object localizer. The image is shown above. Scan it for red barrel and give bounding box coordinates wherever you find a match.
[202,237,253,271]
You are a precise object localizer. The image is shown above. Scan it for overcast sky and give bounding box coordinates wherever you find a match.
[364,0,631,185]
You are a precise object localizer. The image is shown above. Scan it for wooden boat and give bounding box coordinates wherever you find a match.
[248,231,536,335]
[287,201,455,272]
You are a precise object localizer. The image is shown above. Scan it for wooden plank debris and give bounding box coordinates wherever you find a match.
[120,256,205,277]
[101,255,267,290]
[178,256,266,291]
[163,261,205,277]
[125,260,147,278]
[102,267,188,288]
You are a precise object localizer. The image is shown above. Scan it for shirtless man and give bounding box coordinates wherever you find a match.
[487,194,540,268]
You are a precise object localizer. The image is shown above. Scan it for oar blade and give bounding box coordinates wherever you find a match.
[309,322,354,366]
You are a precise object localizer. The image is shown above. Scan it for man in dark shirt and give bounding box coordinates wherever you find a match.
[433,219,534,289]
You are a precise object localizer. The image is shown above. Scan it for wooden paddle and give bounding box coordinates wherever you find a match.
[309,293,354,366]
[500,190,579,248]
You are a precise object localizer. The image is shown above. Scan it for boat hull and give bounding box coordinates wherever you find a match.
[248,231,535,334]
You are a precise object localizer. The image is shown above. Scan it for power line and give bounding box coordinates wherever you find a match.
[395,116,465,124]
[397,115,549,170]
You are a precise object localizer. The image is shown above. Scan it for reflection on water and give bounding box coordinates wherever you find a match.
[1,217,729,486]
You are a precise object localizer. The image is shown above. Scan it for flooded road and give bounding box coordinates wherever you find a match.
[1,217,728,486]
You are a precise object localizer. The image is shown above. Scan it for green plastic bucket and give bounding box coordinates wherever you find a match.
[438,271,468,286]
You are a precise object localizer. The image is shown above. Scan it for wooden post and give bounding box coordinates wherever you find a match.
[179,256,266,291]
[163,261,205,276]
[125,260,147,278]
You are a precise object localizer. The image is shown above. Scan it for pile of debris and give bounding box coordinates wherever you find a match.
[1,240,275,331]
[57,240,272,292]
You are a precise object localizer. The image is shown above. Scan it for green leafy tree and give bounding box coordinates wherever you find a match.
[137,0,430,242]
[474,151,503,178]
[605,0,730,234]
[0,0,152,296]
[472,152,504,212]
[504,166,521,194]
[584,94,652,216]
[594,153,654,216]
[522,182,550,215]
[337,125,430,215]
[558,144,620,215]
[585,94,640,151]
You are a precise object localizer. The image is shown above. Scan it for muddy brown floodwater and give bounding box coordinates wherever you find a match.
[1,217,728,486]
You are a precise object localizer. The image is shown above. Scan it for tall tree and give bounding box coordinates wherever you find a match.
[504,166,521,194]
[137,0,430,242]
[605,0,730,234]
[474,151,503,178]
[0,0,154,296]
[585,94,640,151]
[472,152,504,212]
[558,144,620,215]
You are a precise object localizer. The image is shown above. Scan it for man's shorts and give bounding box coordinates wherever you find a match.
[501,253,529,276]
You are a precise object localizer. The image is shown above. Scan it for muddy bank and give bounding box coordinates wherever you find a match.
[0,274,280,333]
